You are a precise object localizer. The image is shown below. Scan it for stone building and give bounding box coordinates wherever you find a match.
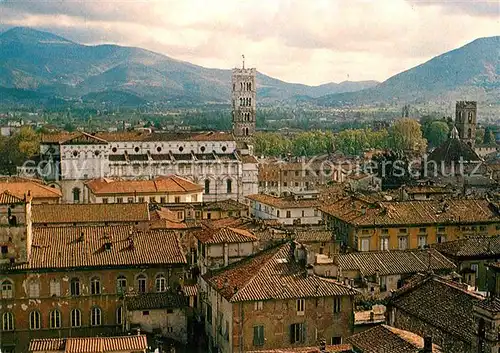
[455,100,477,148]
[473,297,500,353]
[0,225,187,353]
[200,242,358,353]
[319,196,500,252]
[84,175,204,204]
[232,60,256,143]
[247,192,323,226]
[387,274,485,353]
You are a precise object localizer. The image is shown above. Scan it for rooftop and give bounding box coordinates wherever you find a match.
[244,344,353,353]
[320,197,500,226]
[346,324,443,353]
[0,180,62,200]
[85,175,203,195]
[246,193,322,209]
[32,203,150,224]
[337,249,456,277]
[389,275,485,343]
[29,335,148,353]
[125,292,187,311]
[203,242,358,303]
[203,199,249,212]
[194,226,257,244]
[432,235,500,258]
[428,136,481,163]
[0,190,24,204]
[6,225,186,271]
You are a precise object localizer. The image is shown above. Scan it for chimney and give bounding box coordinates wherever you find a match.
[370,311,375,321]
[422,336,433,353]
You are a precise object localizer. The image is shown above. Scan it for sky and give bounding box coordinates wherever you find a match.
[0,0,498,86]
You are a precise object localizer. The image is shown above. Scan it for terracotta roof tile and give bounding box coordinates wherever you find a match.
[29,335,148,353]
[295,230,333,243]
[32,203,150,224]
[126,292,187,310]
[204,199,249,212]
[195,227,257,244]
[0,180,62,200]
[86,175,203,195]
[245,344,353,353]
[182,284,198,297]
[0,191,24,204]
[389,275,485,343]
[431,235,500,258]
[203,242,358,302]
[7,226,186,271]
[476,297,500,313]
[337,249,456,277]
[320,197,500,226]
[346,324,443,353]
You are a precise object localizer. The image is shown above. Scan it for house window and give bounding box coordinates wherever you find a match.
[398,237,408,250]
[117,276,127,294]
[361,238,370,252]
[206,304,213,325]
[254,301,263,311]
[127,197,134,203]
[49,279,61,297]
[138,197,144,203]
[277,210,280,217]
[177,211,183,220]
[117,197,123,204]
[205,179,210,194]
[160,197,166,203]
[1,279,13,298]
[382,229,389,234]
[149,197,156,203]
[72,188,81,203]
[333,297,341,313]
[314,209,318,217]
[437,227,445,233]
[297,299,305,315]
[331,337,342,345]
[480,225,487,231]
[192,194,198,202]
[380,238,389,251]
[290,323,305,344]
[91,307,102,326]
[471,264,479,276]
[399,228,407,234]
[102,198,108,204]
[283,182,288,187]
[286,211,291,218]
[90,277,101,295]
[253,325,265,346]
[1,245,7,254]
[437,234,446,243]
[301,210,305,217]
[28,280,40,298]
[137,274,147,293]
[419,227,427,233]
[174,196,181,203]
[70,278,80,296]
[27,310,41,331]
[155,274,167,292]
[418,236,427,248]
[227,179,232,194]
[71,309,81,327]
[2,312,14,331]
[50,309,61,328]
[116,306,123,325]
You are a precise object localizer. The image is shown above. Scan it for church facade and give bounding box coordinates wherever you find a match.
[20,64,259,204]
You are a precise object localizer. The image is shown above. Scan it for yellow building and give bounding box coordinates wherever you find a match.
[319,196,500,252]
[84,175,203,204]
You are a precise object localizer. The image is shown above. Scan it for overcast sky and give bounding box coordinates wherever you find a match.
[0,0,498,85]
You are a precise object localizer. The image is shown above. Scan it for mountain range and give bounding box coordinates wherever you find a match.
[0,27,377,106]
[0,27,498,107]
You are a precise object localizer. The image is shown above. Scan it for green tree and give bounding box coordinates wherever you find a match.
[0,127,40,175]
[389,118,427,154]
[425,121,449,147]
[484,127,495,145]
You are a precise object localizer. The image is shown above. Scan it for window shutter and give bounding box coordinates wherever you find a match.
[290,324,295,344]
[302,323,306,343]
[253,326,259,346]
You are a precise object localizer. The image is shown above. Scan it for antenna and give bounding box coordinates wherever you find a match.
[242,54,245,69]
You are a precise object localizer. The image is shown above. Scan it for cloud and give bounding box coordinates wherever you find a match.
[406,0,500,18]
[0,0,498,85]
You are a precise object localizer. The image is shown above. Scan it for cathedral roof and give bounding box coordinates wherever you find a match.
[428,137,481,164]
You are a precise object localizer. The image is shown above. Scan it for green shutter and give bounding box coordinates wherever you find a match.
[253,326,258,346]
[301,323,306,343]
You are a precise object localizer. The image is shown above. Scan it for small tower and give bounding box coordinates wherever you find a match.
[455,101,477,148]
[232,55,256,143]
[473,298,500,353]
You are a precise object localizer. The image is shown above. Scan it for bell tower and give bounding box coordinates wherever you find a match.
[455,101,477,147]
[232,55,256,143]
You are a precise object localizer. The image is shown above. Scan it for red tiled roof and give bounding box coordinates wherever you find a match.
[182,284,198,297]
[32,203,150,224]
[195,226,257,244]
[203,242,358,302]
[346,324,443,353]
[245,344,353,353]
[431,235,500,258]
[29,335,148,353]
[0,180,62,200]
[8,226,186,271]
[337,249,456,276]
[86,175,203,195]
[125,292,187,311]
[0,191,24,204]
[320,197,500,226]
